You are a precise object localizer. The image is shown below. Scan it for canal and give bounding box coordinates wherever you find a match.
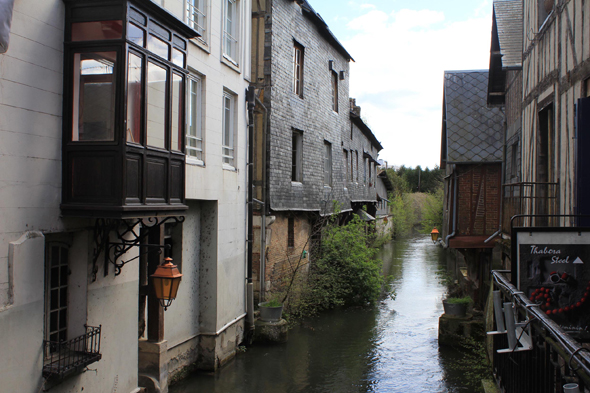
[171,235,484,392]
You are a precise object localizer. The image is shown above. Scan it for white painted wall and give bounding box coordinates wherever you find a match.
[0,1,140,391]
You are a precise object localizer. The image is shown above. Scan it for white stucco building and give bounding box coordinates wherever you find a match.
[0,0,250,391]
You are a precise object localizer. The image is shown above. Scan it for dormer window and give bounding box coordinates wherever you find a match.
[61,0,199,218]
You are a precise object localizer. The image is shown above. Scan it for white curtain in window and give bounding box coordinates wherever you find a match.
[0,0,15,53]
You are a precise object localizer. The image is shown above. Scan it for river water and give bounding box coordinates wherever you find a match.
[171,235,479,393]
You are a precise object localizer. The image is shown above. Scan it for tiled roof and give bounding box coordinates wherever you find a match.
[494,0,523,69]
[443,70,504,163]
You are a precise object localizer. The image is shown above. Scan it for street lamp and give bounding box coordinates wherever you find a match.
[430,227,440,244]
[151,257,183,310]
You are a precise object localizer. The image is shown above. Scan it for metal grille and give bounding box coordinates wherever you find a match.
[502,182,559,232]
[43,325,102,379]
[187,0,206,38]
[490,272,590,392]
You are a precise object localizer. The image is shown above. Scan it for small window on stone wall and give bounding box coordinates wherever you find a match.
[287,217,294,248]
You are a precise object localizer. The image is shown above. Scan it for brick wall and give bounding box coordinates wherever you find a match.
[254,212,311,297]
[456,164,502,236]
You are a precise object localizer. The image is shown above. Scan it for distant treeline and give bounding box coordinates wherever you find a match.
[384,165,443,196]
[382,165,443,238]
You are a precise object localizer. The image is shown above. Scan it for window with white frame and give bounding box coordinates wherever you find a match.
[331,71,338,112]
[292,130,303,182]
[222,91,235,167]
[186,74,203,162]
[187,0,207,42]
[45,244,69,347]
[343,149,348,186]
[324,141,332,186]
[223,0,239,63]
[355,150,359,182]
[293,41,304,97]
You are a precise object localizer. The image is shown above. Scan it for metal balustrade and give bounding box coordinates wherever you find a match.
[502,182,559,233]
[490,271,590,392]
[43,325,102,379]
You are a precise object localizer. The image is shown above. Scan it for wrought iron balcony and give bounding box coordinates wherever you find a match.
[43,325,102,380]
[502,181,559,233]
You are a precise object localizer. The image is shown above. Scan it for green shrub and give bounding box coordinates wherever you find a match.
[445,296,472,305]
[286,215,383,321]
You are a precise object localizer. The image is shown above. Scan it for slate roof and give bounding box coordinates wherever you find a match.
[442,70,504,163]
[298,0,354,61]
[494,0,523,69]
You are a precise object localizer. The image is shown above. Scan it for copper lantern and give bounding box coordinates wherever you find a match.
[430,227,440,244]
[151,257,183,310]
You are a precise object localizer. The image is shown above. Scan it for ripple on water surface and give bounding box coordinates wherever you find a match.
[171,235,476,393]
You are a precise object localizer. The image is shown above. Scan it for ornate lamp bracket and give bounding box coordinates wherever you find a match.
[91,216,185,281]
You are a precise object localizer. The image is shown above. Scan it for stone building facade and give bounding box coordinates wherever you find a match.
[251,0,382,299]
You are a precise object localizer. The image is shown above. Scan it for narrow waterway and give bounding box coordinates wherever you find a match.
[171,235,478,392]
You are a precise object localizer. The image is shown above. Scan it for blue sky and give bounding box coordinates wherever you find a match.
[308,0,493,169]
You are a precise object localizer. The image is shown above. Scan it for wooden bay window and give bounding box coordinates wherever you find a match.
[61,0,199,218]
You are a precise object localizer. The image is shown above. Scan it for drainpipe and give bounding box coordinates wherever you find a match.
[254,95,268,301]
[0,0,15,53]
[445,171,458,247]
[486,111,507,245]
[246,87,255,340]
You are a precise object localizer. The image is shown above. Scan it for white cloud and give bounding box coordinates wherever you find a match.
[360,3,377,10]
[343,6,492,168]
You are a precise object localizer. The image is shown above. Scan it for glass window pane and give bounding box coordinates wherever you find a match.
[126,53,143,144]
[51,246,60,267]
[50,312,58,332]
[147,62,167,149]
[128,23,145,47]
[148,34,170,60]
[172,48,184,67]
[50,289,59,310]
[72,20,123,41]
[72,51,117,141]
[60,287,68,307]
[171,73,183,152]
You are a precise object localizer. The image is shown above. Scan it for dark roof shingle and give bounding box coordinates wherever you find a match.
[443,70,504,163]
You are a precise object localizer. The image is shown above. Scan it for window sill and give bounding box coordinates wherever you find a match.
[221,55,240,73]
[223,163,237,172]
[291,181,303,187]
[187,158,205,167]
[189,37,210,53]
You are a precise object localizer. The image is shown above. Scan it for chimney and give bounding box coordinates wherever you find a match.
[349,98,361,117]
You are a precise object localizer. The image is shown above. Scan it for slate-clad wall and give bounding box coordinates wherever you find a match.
[344,121,380,204]
[266,0,351,213]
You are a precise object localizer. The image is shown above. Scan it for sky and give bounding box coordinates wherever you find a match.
[309,0,494,169]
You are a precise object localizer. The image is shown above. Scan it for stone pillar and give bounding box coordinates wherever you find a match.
[139,340,168,393]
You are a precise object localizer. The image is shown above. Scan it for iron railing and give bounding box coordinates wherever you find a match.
[490,271,590,392]
[43,325,102,379]
[502,182,559,232]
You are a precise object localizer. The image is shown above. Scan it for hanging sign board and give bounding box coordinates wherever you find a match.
[513,227,590,339]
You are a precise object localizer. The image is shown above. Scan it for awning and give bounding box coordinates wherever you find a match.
[355,209,375,222]
[0,0,15,53]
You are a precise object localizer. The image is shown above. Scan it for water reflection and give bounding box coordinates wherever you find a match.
[171,235,476,393]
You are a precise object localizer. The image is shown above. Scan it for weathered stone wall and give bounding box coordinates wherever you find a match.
[265,0,351,214]
[264,213,311,296]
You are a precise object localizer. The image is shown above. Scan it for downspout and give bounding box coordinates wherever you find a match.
[485,109,507,244]
[0,0,15,53]
[445,171,458,247]
[255,95,268,301]
[246,87,255,340]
